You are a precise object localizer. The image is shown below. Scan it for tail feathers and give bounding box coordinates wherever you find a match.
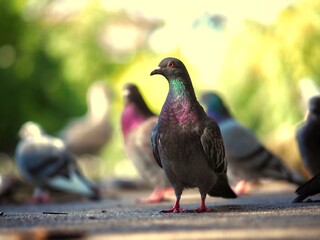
[292,194,307,203]
[261,154,306,186]
[47,170,100,200]
[293,173,320,203]
[208,175,237,199]
[288,171,307,186]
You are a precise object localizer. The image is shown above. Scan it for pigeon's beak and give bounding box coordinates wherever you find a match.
[150,66,162,76]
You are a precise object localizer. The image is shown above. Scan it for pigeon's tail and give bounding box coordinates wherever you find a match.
[255,151,306,186]
[208,175,237,199]
[287,170,307,186]
[47,170,101,200]
[88,185,101,200]
[292,173,320,203]
[292,193,307,203]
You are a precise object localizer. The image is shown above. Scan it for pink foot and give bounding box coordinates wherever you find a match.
[160,198,185,213]
[191,206,213,213]
[189,196,213,213]
[28,189,51,204]
[28,195,51,204]
[137,187,173,204]
[233,180,251,195]
[161,207,186,213]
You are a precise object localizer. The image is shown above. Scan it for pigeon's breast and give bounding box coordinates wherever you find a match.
[160,99,199,126]
[157,125,214,188]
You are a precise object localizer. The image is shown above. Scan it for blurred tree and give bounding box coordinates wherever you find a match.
[0,0,124,154]
[218,0,320,140]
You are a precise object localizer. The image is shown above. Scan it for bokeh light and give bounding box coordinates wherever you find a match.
[1,0,319,179]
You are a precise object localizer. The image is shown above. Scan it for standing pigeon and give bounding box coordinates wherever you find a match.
[15,121,100,203]
[121,83,172,203]
[150,57,236,213]
[200,92,306,194]
[296,96,320,176]
[60,81,112,156]
[293,172,320,203]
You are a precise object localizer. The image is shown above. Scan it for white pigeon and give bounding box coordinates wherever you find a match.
[15,121,100,203]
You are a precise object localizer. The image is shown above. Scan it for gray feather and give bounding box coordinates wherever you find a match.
[15,122,99,199]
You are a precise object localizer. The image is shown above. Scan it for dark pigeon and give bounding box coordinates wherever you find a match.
[150,57,236,213]
[293,172,320,203]
[201,92,306,194]
[296,96,320,176]
[121,83,172,203]
[60,81,112,156]
[15,121,100,203]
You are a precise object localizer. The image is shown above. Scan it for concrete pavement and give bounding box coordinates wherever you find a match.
[0,181,320,239]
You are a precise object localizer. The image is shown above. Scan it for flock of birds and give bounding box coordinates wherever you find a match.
[11,57,320,211]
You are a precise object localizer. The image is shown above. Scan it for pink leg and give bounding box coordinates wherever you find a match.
[137,187,173,204]
[28,188,51,204]
[161,197,186,213]
[233,180,251,195]
[191,195,213,213]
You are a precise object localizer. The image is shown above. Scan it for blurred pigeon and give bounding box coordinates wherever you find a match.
[0,174,25,203]
[150,57,236,213]
[297,77,320,116]
[296,96,320,176]
[201,92,306,194]
[15,121,100,203]
[60,81,112,156]
[293,172,320,203]
[121,83,172,203]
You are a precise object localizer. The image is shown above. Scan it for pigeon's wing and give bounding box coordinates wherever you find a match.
[150,122,163,168]
[293,173,320,203]
[44,150,100,199]
[296,122,320,175]
[126,117,169,187]
[16,137,99,199]
[200,117,227,174]
[219,119,262,159]
[220,119,306,185]
[15,138,70,183]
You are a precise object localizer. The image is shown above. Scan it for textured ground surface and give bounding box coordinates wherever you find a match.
[1,181,320,240]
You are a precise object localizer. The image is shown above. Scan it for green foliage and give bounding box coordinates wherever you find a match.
[1,0,320,176]
[0,1,122,153]
[218,0,320,140]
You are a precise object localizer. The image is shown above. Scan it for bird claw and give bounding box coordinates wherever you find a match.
[28,189,51,204]
[28,195,51,204]
[160,207,186,213]
[189,207,213,213]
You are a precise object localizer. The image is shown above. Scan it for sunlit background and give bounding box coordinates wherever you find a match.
[1,0,320,181]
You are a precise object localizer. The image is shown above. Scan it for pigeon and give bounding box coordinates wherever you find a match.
[293,172,320,203]
[296,96,320,176]
[60,81,112,156]
[15,121,100,203]
[121,83,172,203]
[0,174,25,203]
[200,92,306,194]
[150,57,236,213]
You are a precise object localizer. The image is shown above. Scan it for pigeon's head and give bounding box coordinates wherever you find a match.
[309,96,320,116]
[122,83,143,104]
[200,92,231,121]
[18,121,43,139]
[150,57,190,83]
[121,83,155,128]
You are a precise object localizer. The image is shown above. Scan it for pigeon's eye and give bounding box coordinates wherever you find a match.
[168,61,174,68]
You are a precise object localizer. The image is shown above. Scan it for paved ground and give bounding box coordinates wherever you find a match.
[1,181,320,240]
